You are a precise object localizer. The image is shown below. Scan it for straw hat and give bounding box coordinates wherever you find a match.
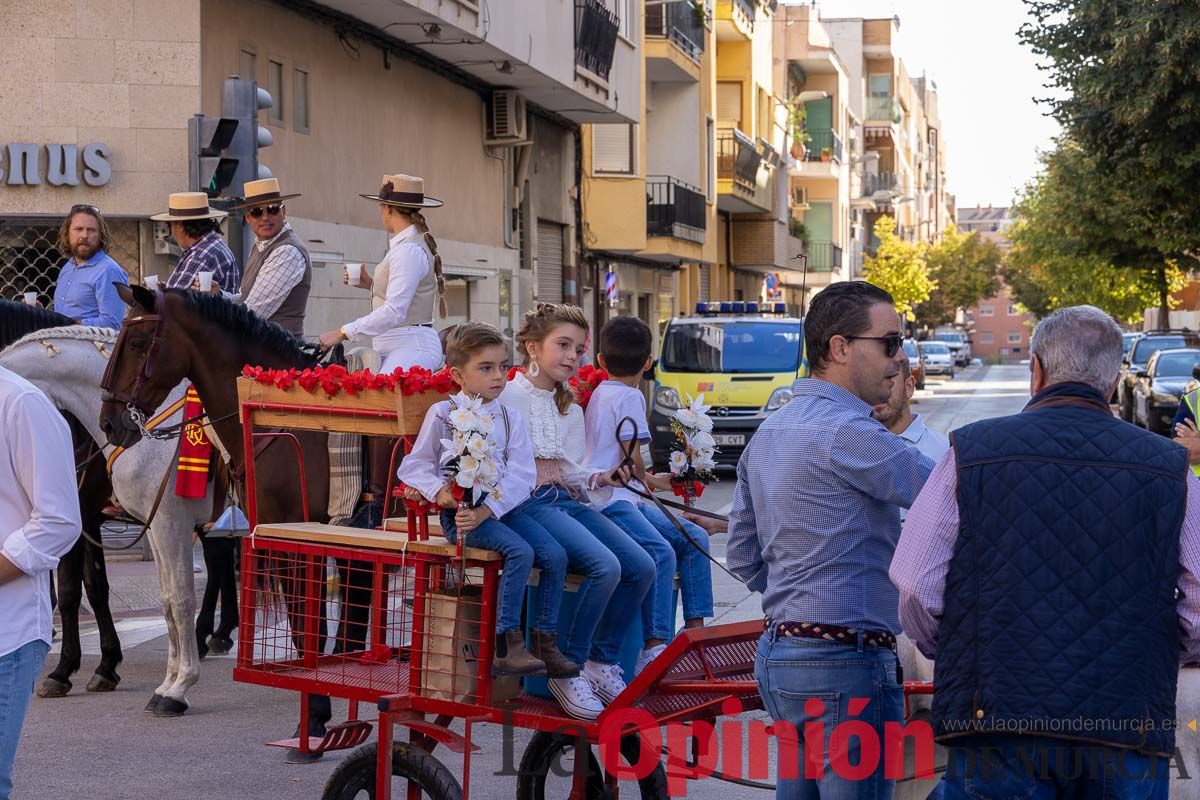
[359,174,443,209]
[150,192,228,222]
[230,177,301,210]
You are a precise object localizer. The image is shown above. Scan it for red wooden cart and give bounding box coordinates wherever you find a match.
[232,377,932,799]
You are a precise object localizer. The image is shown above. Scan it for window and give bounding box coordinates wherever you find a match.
[1007,331,1023,344]
[979,331,994,344]
[592,124,635,174]
[980,304,994,317]
[868,74,890,97]
[268,60,284,125]
[706,117,715,202]
[293,67,310,133]
[503,148,516,247]
[239,47,256,82]
[1007,303,1019,316]
[614,0,634,41]
[757,87,771,141]
[717,82,742,128]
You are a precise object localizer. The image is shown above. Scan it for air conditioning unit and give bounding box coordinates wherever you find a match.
[485,90,528,145]
[790,184,809,209]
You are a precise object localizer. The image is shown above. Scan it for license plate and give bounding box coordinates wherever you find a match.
[714,434,745,447]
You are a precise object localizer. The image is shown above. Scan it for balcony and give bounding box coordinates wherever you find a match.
[806,241,842,272]
[716,0,755,41]
[865,95,902,124]
[575,0,620,82]
[718,127,762,191]
[861,171,899,197]
[647,176,706,244]
[646,2,705,63]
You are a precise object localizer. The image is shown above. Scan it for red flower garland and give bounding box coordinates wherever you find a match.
[241,363,460,398]
[506,364,610,410]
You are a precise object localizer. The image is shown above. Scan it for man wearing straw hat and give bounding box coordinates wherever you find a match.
[152,192,239,294]
[218,178,311,337]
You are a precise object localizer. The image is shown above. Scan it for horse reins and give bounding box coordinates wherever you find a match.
[100,286,168,419]
[610,416,739,581]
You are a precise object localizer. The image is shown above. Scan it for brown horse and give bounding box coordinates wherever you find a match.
[98,285,367,743]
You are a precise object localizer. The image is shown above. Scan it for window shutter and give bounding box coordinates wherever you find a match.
[717,82,742,127]
[593,124,632,173]
[536,220,564,304]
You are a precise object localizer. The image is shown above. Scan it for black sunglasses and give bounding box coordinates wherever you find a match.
[844,333,904,358]
[248,204,283,218]
[70,203,100,214]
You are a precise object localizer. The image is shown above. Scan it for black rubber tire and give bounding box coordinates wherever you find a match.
[321,742,463,800]
[515,731,668,800]
[1120,388,1134,422]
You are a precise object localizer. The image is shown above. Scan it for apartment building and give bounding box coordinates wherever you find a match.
[959,205,1028,361]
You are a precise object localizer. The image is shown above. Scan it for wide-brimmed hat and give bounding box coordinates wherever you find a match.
[359,174,443,209]
[150,192,229,222]
[230,177,301,210]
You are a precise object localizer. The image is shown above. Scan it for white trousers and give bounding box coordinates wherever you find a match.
[376,325,444,373]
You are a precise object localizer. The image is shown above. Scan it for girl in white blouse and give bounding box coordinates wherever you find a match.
[500,304,655,721]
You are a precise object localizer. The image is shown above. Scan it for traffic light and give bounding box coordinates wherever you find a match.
[187,114,239,197]
[220,76,274,197]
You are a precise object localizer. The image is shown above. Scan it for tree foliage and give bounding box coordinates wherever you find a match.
[864,216,935,319]
[916,225,1003,327]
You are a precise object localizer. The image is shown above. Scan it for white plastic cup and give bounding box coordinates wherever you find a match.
[23,291,36,305]
[345,263,363,286]
[197,271,213,292]
[144,275,159,290]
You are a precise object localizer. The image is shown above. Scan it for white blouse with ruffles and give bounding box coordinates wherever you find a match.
[500,372,592,496]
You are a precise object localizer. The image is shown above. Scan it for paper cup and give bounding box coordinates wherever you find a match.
[345,263,363,285]
[197,271,213,292]
[144,275,159,290]
[23,291,37,305]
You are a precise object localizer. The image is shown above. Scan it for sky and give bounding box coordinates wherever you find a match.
[805,0,1060,210]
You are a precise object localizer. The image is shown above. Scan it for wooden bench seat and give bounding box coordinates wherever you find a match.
[252,522,502,562]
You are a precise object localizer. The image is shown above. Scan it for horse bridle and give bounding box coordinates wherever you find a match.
[100,286,168,427]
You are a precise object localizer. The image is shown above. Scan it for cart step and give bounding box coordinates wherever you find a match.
[265,720,373,753]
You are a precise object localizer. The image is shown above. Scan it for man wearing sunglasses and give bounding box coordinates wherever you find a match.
[727,280,935,800]
[211,179,311,337]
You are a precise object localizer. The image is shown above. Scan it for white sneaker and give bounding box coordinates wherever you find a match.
[548,675,604,720]
[634,644,667,677]
[583,660,627,704]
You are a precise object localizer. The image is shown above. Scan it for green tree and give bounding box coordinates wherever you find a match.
[864,216,935,318]
[916,225,1003,327]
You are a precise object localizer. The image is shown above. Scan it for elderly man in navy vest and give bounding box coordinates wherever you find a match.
[892,305,1200,798]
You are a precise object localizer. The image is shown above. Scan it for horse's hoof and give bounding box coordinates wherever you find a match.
[144,694,165,713]
[36,677,71,698]
[208,635,234,655]
[152,697,189,717]
[85,673,120,692]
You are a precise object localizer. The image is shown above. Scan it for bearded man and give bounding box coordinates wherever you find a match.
[50,204,128,329]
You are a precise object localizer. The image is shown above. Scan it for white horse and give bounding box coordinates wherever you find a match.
[898,635,1200,797]
[1,326,212,716]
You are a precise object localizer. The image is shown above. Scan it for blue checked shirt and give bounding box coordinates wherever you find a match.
[166,231,240,293]
[727,378,935,634]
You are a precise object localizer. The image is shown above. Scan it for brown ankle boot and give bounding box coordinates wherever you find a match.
[530,630,580,678]
[494,630,546,676]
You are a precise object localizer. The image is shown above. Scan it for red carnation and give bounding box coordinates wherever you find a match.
[507,365,524,381]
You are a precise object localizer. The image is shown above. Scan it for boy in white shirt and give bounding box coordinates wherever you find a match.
[0,366,81,800]
[398,324,578,679]
[583,317,714,674]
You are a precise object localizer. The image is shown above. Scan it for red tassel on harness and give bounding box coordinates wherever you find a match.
[175,386,212,499]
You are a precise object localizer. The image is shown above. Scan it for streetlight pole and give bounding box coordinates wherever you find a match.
[795,253,809,317]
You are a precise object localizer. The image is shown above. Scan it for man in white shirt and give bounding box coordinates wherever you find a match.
[873,359,950,519]
[0,366,81,800]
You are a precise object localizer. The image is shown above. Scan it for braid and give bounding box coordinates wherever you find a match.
[515,302,591,415]
[407,210,447,319]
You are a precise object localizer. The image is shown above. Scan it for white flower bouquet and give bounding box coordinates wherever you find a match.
[667,394,718,503]
[439,392,502,508]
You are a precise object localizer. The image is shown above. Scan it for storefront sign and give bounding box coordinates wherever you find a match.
[1,143,112,187]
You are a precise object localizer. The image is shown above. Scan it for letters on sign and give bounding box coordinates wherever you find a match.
[2,142,112,187]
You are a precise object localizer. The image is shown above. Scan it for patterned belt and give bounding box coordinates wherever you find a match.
[766,619,897,652]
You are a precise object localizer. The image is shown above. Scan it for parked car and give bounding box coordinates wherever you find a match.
[903,339,926,390]
[1118,331,1200,422]
[1133,347,1200,434]
[1112,332,1142,402]
[918,341,956,378]
[933,328,972,367]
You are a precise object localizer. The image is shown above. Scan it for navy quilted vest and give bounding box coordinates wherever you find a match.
[933,382,1185,755]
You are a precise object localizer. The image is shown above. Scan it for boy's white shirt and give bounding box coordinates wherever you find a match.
[584,380,651,509]
[396,397,536,519]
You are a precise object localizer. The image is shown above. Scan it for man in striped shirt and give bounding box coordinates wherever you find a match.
[728,280,934,799]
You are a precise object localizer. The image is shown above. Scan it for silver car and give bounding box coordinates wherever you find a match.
[919,341,956,378]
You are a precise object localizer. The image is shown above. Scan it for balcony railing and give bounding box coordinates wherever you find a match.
[802,129,843,163]
[646,1,705,61]
[806,241,842,272]
[647,176,706,243]
[717,127,762,190]
[865,95,901,124]
[732,0,756,24]
[575,0,620,81]
[861,171,898,197]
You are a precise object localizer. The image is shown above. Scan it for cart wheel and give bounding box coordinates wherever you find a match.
[321,741,463,800]
[516,731,668,800]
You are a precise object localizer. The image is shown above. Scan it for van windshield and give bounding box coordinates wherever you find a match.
[661,322,803,373]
